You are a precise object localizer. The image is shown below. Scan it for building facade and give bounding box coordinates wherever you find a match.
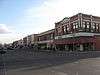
[37,29,55,50]
[54,13,100,51]
[22,34,38,48]
[12,39,23,48]
[11,13,100,51]
[27,34,39,48]
[23,36,28,46]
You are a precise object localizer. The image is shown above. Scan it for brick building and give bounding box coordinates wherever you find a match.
[11,13,100,51]
[23,36,28,46]
[37,29,55,50]
[22,34,38,48]
[27,34,38,46]
[54,13,100,51]
[12,39,23,48]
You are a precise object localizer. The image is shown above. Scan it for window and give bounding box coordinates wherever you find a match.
[76,25,78,28]
[66,25,69,31]
[62,26,66,34]
[99,25,100,32]
[73,25,75,29]
[67,27,69,31]
[51,34,53,39]
[83,25,85,28]
[86,22,89,24]
[82,21,86,28]
[96,24,99,29]
[86,22,90,28]
[76,22,78,28]
[91,23,96,32]
[63,26,66,32]
[92,23,95,29]
[87,25,89,28]
[73,22,78,29]
[73,23,75,29]
[83,21,85,24]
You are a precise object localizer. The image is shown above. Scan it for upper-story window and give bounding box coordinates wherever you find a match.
[96,24,99,30]
[76,22,78,28]
[92,23,96,29]
[73,22,78,29]
[98,24,100,32]
[57,26,62,35]
[62,26,66,35]
[63,26,66,32]
[76,24,78,28]
[55,28,58,36]
[87,22,89,25]
[86,22,90,28]
[82,21,86,28]
[50,34,54,39]
[66,25,70,31]
[73,23,75,29]
[67,27,69,31]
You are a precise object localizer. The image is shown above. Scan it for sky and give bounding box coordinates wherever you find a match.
[0,0,100,44]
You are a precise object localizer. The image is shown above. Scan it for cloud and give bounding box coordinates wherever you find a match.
[23,0,100,32]
[0,33,24,44]
[26,0,100,18]
[14,0,100,35]
[1,0,100,44]
[0,24,11,34]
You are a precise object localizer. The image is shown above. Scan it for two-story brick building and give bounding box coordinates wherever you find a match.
[37,29,55,50]
[54,13,100,51]
[11,13,100,51]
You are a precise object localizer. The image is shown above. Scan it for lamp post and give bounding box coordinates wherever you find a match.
[0,50,6,75]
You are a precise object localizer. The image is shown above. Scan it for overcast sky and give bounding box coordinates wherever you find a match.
[0,0,100,44]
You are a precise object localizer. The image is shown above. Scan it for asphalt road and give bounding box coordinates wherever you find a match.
[7,57,100,75]
[1,49,100,75]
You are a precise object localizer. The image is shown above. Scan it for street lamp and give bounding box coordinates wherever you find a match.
[0,49,6,75]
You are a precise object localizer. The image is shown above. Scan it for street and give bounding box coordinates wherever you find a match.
[1,49,100,75]
[7,57,100,75]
